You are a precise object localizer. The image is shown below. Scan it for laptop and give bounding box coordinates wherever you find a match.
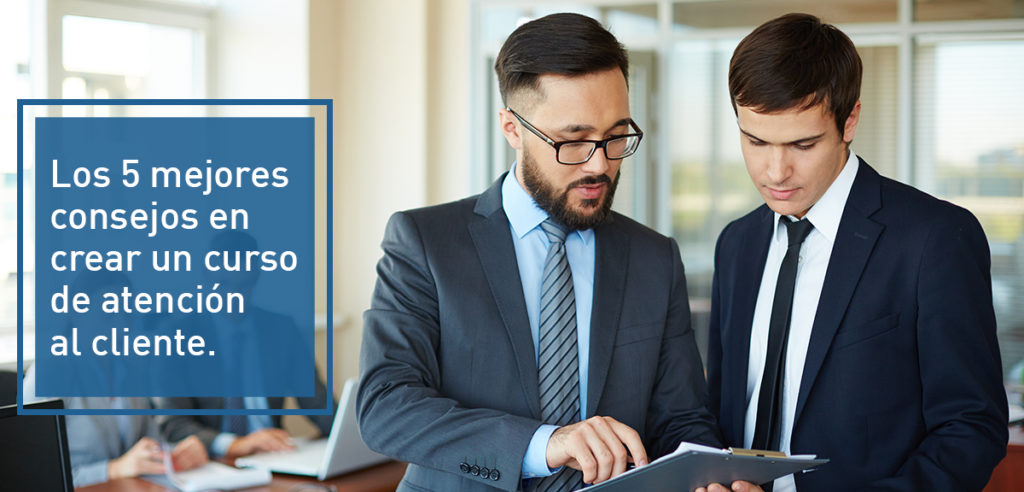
[235,378,389,480]
[0,399,75,491]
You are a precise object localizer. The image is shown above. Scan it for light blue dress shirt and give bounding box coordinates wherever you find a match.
[502,166,595,479]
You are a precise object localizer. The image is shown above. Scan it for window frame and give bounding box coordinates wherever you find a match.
[46,0,215,103]
[2,0,215,336]
[470,0,1024,370]
[471,0,1024,232]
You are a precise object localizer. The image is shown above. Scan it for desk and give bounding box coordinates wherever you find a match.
[984,426,1024,492]
[75,461,407,492]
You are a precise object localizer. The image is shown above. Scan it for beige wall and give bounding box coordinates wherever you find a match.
[214,0,309,100]
[426,0,473,204]
[309,0,472,393]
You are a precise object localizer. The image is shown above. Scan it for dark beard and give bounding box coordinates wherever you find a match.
[521,149,619,231]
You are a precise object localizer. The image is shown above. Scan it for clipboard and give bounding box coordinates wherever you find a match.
[577,444,827,492]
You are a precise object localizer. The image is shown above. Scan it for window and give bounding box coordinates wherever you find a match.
[0,0,35,335]
[915,38,1024,374]
[473,0,1024,378]
[2,0,211,336]
[61,15,205,106]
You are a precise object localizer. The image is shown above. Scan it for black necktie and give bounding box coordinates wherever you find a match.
[752,218,813,455]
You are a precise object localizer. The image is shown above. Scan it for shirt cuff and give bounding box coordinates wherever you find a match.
[211,432,237,457]
[74,459,110,487]
[521,424,561,479]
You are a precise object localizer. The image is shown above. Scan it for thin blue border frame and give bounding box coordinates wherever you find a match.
[16,99,334,416]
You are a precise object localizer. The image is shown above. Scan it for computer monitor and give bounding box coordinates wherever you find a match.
[0,399,74,492]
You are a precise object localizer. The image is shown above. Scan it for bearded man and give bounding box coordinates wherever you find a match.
[356,12,733,492]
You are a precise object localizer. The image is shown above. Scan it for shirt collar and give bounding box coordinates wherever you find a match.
[773,149,859,244]
[501,163,593,244]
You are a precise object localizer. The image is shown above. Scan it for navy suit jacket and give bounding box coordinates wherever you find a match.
[707,160,1008,490]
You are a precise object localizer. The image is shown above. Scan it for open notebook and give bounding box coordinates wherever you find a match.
[145,456,270,492]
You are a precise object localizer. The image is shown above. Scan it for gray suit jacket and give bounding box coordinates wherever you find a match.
[357,174,721,492]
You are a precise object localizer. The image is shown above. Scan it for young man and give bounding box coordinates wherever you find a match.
[357,13,741,492]
[707,13,1008,491]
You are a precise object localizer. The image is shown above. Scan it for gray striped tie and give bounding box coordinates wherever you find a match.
[531,219,583,492]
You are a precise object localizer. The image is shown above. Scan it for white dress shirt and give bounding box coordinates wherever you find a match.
[743,151,859,491]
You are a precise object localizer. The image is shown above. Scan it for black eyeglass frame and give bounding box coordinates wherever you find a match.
[506,107,644,165]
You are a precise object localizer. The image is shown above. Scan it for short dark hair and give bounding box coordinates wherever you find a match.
[494,13,629,109]
[728,13,862,135]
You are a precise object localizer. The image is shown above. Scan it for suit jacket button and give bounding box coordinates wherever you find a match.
[491,469,500,481]
[459,462,470,473]
[480,467,490,479]
[470,465,480,476]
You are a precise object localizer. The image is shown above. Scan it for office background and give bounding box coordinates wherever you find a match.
[3,0,1024,404]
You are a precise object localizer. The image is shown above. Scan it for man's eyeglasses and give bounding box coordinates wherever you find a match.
[507,107,644,165]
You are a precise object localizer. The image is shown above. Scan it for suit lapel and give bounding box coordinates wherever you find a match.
[468,175,541,420]
[586,220,629,418]
[794,161,884,426]
[727,207,774,439]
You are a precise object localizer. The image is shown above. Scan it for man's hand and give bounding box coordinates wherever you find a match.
[696,481,764,492]
[545,416,649,485]
[107,437,166,479]
[225,428,294,460]
[170,435,209,471]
